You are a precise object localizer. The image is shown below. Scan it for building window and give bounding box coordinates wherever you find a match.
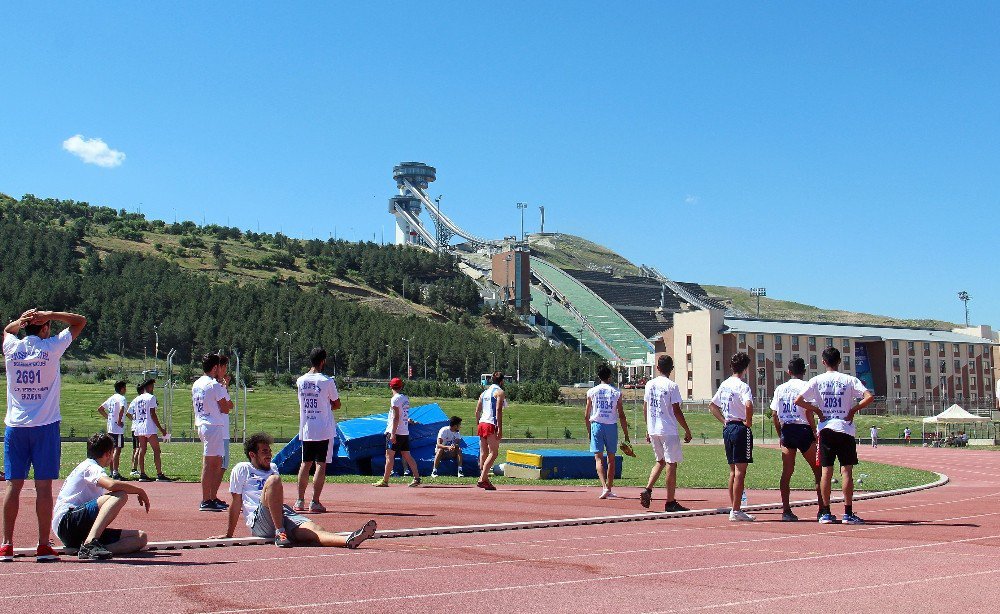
[923,342,930,356]
[954,359,961,371]
[715,360,721,371]
[908,358,915,371]
[843,339,850,352]
[957,392,964,402]
[909,375,916,387]
[756,334,764,346]
[938,342,945,356]
[825,337,833,349]
[716,379,721,389]
[808,337,816,351]
[738,333,746,347]
[953,344,960,357]
[774,335,782,349]
[892,357,900,370]
[895,391,902,400]
[925,392,932,401]
[940,376,947,389]
[715,344,720,354]
[757,352,765,365]
[968,345,975,358]
[940,360,947,373]
[924,358,931,371]
[686,335,692,347]
[843,356,851,370]
[791,336,800,351]
[910,391,918,401]
[775,352,783,368]
[956,377,963,389]
[810,356,818,369]
[969,360,975,371]
[924,376,932,387]
[907,341,915,354]
[892,340,899,354]
[971,376,977,388]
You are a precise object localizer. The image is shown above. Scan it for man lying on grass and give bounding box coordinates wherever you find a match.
[53,433,151,560]
[215,432,376,549]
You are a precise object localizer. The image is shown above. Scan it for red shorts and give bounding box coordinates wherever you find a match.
[477,423,497,438]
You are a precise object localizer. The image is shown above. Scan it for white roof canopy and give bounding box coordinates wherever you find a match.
[922,404,990,424]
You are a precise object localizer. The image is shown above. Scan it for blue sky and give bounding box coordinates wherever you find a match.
[1,3,997,328]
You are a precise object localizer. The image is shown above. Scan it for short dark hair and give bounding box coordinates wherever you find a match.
[731,352,751,374]
[449,415,463,427]
[87,432,115,460]
[202,353,222,373]
[244,432,273,459]
[596,364,612,382]
[822,347,842,368]
[114,380,127,394]
[136,383,145,394]
[24,321,48,337]
[309,347,327,368]
[788,358,806,377]
[657,354,674,376]
[492,371,504,385]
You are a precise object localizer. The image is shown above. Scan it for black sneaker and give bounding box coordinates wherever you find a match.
[78,540,113,560]
[110,471,123,480]
[138,474,154,482]
[156,474,174,483]
[212,498,229,509]
[345,519,377,549]
[274,530,293,548]
[664,500,690,513]
[781,510,799,522]
[200,500,225,512]
[639,488,652,509]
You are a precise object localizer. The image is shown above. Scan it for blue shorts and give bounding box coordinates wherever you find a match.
[55,498,123,548]
[779,424,816,455]
[590,422,618,455]
[4,421,62,480]
[723,422,753,465]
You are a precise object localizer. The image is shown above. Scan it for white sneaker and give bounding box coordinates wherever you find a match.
[430,470,439,478]
[605,491,621,500]
[457,469,464,478]
[729,510,756,522]
[598,489,609,499]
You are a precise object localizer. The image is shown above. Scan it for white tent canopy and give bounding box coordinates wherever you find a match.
[922,404,990,424]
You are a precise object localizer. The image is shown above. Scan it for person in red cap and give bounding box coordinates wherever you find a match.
[372,378,420,487]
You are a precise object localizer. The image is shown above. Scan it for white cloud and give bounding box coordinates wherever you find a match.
[684,195,700,205]
[62,134,126,168]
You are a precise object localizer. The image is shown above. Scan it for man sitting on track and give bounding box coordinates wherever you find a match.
[52,433,150,560]
[216,432,376,549]
[770,358,822,521]
[476,371,507,491]
[795,347,874,525]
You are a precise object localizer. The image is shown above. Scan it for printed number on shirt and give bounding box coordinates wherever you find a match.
[15,369,42,384]
[304,398,318,409]
[823,397,843,409]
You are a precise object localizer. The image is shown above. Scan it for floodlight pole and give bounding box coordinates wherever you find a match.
[516,202,528,241]
[751,287,767,318]
[958,291,971,327]
[402,337,411,378]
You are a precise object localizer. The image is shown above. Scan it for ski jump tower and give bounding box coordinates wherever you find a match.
[388,162,499,251]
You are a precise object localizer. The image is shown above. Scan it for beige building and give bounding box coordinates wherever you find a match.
[657,311,996,410]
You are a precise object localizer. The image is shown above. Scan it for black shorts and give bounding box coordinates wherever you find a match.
[132,434,139,448]
[56,499,124,548]
[386,433,410,452]
[818,429,858,467]
[301,439,330,464]
[109,433,125,449]
[779,424,816,455]
[723,422,753,465]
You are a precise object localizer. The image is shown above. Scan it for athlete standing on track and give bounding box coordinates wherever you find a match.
[2,308,86,563]
[770,358,822,522]
[795,347,874,525]
[129,379,173,483]
[476,371,506,491]
[373,377,420,488]
[216,432,375,549]
[97,380,129,480]
[585,364,629,500]
[640,355,692,512]
[295,348,340,511]
[194,353,234,512]
[709,352,756,522]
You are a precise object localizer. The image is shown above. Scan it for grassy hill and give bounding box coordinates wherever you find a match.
[527,233,642,276]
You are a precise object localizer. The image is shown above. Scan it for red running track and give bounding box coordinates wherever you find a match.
[2,445,998,613]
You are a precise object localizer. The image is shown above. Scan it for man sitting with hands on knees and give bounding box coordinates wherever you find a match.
[217,432,376,549]
[53,433,151,560]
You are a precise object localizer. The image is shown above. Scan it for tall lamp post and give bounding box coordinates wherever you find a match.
[152,323,161,373]
[401,337,411,378]
[958,291,971,327]
[577,327,584,356]
[516,202,528,242]
[274,336,280,376]
[283,331,294,373]
[750,287,767,318]
[385,344,392,379]
[544,297,552,337]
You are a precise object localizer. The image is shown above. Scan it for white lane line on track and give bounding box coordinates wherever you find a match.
[196,532,1000,613]
[9,510,997,601]
[650,568,1000,612]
